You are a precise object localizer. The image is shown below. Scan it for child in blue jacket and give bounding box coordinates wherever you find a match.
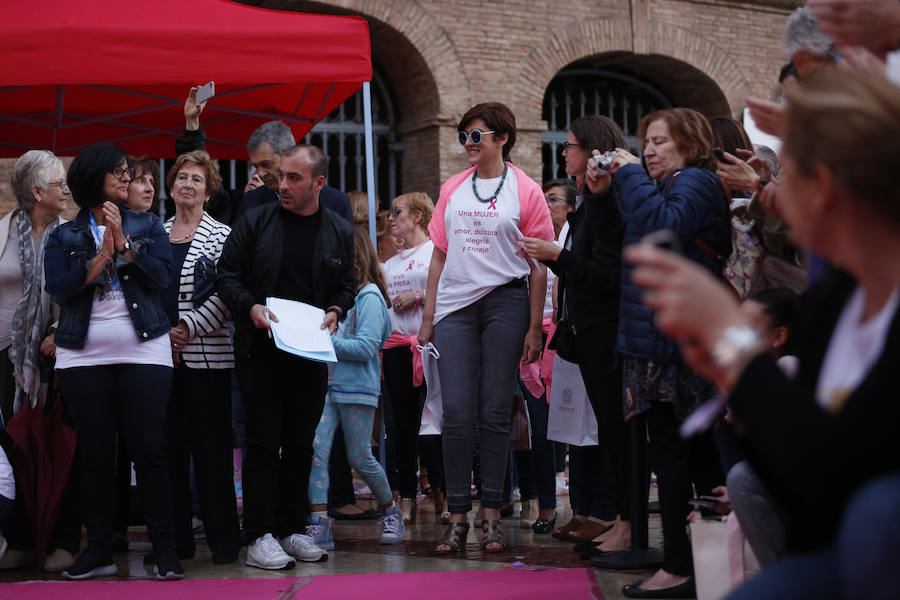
[307,227,401,549]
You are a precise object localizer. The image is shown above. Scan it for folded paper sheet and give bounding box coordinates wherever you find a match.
[266,297,337,363]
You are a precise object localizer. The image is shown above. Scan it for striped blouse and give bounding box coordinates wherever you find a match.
[164,212,234,370]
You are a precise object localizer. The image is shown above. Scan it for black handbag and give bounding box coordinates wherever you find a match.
[192,255,217,307]
[548,319,577,362]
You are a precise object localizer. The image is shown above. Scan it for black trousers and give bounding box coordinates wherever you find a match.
[237,349,326,542]
[645,401,724,575]
[572,324,626,518]
[167,367,240,557]
[58,364,175,554]
[382,347,424,498]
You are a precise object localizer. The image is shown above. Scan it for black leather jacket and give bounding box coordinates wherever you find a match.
[216,201,357,358]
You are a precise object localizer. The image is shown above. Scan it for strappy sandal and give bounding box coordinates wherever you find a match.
[480,519,506,553]
[435,521,470,554]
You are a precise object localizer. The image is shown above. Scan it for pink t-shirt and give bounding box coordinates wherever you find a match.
[429,163,554,324]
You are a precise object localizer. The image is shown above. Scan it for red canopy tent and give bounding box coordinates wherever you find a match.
[0,0,372,159]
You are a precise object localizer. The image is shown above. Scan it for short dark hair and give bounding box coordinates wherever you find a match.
[570,115,627,156]
[748,287,800,354]
[67,143,129,209]
[709,117,753,157]
[129,155,161,214]
[542,178,577,205]
[458,102,517,160]
[283,144,328,179]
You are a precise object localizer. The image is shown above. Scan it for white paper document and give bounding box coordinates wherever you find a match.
[266,297,337,363]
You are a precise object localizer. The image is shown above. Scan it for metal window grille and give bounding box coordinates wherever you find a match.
[541,68,672,183]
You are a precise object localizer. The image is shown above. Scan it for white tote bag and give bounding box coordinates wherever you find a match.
[546,355,598,446]
[418,342,443,435]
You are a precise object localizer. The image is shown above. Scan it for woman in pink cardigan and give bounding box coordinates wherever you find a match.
[418,102,553,554]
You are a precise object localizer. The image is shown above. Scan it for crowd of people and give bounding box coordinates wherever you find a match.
[0,1,899,598]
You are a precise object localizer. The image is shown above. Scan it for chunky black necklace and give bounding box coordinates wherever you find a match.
[471,162,509,203]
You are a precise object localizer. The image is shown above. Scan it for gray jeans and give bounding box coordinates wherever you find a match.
[434,283,530,514]
[727,460,785,567]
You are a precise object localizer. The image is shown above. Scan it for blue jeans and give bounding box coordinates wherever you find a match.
[728,472,900,600]
[435,284,530,513]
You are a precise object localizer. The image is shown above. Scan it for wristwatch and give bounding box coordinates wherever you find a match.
[711,326,763,370]
[118,239,131,254]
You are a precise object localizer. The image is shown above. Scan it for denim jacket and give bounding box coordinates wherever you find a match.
[44,206,174,350]
[330,283,392,406]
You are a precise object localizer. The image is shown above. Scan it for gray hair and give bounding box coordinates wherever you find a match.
[11,150,64,212]
[246,120,296,155]
[782,7,835,59]
[755,145,779,179]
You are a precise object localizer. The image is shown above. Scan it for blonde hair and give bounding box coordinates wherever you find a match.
[347,190,372,226]
[392,192,434,230]
[784,70,900,224]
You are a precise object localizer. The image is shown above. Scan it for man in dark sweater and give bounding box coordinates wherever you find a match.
[217,144,356,571]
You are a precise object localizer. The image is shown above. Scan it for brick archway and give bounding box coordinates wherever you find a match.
[513,17,749,127]
[242,0,471,122]
[239,0,472,198]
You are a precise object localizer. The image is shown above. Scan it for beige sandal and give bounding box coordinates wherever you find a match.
[435,521,470,554]
[481,519,506,553]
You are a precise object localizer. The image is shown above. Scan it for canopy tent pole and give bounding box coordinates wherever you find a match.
[363,80,377,247]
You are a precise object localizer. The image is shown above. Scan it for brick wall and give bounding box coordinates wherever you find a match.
[1,0,799,210]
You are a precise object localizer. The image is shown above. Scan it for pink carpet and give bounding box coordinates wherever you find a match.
[1,568,602,599]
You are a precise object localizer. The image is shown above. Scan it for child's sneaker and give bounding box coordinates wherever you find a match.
[379,504,404,544]
[305,514,335,551]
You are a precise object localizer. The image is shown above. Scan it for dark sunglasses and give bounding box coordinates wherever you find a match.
[458,128,495,146]
[390,205,407,217]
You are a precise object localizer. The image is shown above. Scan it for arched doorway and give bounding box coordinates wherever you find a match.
[542,64,672,182]
[541,53,731,182]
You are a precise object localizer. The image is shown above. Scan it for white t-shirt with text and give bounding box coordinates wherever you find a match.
[382,238,434,336]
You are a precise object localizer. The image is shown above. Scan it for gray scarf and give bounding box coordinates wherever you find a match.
[8,209,59,413]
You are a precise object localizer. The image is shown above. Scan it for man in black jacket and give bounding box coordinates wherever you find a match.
[217,144,356,570]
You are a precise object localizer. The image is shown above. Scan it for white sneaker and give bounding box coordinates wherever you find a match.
[279,533,328,562]
[246,533,296,570]
[380,505,405,544]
